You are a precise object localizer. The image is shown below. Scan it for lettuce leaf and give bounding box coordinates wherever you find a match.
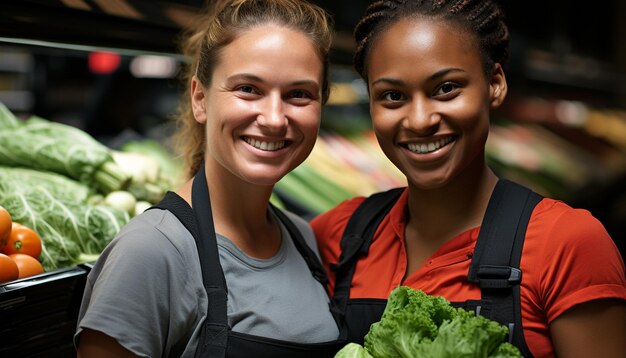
[335,286,522,358]
[334,343,374,358]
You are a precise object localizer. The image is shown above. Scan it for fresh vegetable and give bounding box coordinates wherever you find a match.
[0,205,11,251]
[274,173,330,214]
[335,343,373,358]
[104,190,137,214]
[0,166,129,270]
[0,102,130,193]
[112,150,160,184]
[0,253,19,283]
[334,286,521,358]
[120,138,184,189]
[3,223,42,258]
[9,253,44,279]
[126,181,166,204]
[134,201,153,216]
[0,165,94,203]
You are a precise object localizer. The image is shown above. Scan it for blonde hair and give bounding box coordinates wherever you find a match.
[174,0,334,179]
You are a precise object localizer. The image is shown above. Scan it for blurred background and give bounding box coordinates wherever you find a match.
[1,0,625,258]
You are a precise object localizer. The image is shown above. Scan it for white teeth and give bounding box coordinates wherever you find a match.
[245,137,285,151]
[407,137,454,154]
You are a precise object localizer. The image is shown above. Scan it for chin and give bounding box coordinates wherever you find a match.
[242,171,287,187]
[406,172,454,191]
[409,180,449,191]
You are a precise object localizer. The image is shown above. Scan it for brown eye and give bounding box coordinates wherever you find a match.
[433,82,460,97]
[289,90,310,99]
[440,83,455,94]
[383,91,404,101]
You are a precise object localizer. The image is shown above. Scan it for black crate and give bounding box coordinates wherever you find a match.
[0,265,90,358]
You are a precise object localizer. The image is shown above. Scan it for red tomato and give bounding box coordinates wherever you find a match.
[0,206,11,252]
[3,223,42,258]
[9,253,44,279]
[0,253,19,283]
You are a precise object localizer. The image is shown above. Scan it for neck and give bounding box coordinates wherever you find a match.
[405,164,498,242]
[177,164,280,259]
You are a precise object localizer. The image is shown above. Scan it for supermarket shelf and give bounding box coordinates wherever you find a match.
[0,0,199,56]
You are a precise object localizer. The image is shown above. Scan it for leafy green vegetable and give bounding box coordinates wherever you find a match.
[336,286,521,358]
[0,102,130,193]
[335,343,374,358]
[120,138,184,190]
[0,166,129,270]
[0,165,93,203]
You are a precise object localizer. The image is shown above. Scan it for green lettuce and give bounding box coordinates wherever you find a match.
[335,286,522,358]
[335,343,374,358]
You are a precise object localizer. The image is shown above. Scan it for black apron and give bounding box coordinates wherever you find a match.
[154,167,344,358]
[330,180,541,357]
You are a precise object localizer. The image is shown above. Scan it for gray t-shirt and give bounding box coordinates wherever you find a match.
[74,206,339,358]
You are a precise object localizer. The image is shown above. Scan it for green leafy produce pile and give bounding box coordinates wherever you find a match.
[0,166,129,271]
[0,103,130,194]
[335,286,522,358]
[0,102,184,271]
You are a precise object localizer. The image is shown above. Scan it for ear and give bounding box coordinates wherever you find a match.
[489,63,508,109]
[191,75,208,124]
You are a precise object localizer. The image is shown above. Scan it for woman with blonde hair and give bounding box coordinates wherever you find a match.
[75,1,343,356]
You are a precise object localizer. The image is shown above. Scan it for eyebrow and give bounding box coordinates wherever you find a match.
[227,73,320,88]
[370,67,466,86]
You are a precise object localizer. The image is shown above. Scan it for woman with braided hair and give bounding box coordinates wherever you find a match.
[312,0,626,356]
[75,0,344,357]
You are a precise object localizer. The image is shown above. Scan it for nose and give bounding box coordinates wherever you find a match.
[257,92,287,131]
[404,97,440,135]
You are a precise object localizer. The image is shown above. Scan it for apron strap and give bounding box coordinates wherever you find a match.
[331,187,404,338]
[190,166,229,358]
[467,179,542,358]
[149,183,229,358]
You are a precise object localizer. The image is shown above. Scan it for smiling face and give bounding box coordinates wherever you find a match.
[366,17,507,190]
[191,24,324,186]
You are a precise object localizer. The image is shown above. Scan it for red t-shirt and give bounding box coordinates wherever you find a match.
[311,188,626,358]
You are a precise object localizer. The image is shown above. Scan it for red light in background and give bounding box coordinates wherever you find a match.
[88,51,121,74]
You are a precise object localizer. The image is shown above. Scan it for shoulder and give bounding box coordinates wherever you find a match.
[311,187,406,242]
[529,198,613,245]
[78,208,204,356]
[310,196,367,240]
[524,198,626,319]
[106,208,197,264]
[89,208,200,292]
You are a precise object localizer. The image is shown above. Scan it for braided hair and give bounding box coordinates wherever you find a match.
[354,0,509,83]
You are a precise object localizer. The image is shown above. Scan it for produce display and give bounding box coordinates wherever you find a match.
[0,102,183,276]
[0,206,44,282]
[275,131,406,215]
[0,166,128,271]
[334,286,521,358]
[0,252,19,283]
[0,103,130,194]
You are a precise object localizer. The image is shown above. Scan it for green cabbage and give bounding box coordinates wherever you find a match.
[0,102,129,193]
[335,286,522,358]
[0,166,129,271]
